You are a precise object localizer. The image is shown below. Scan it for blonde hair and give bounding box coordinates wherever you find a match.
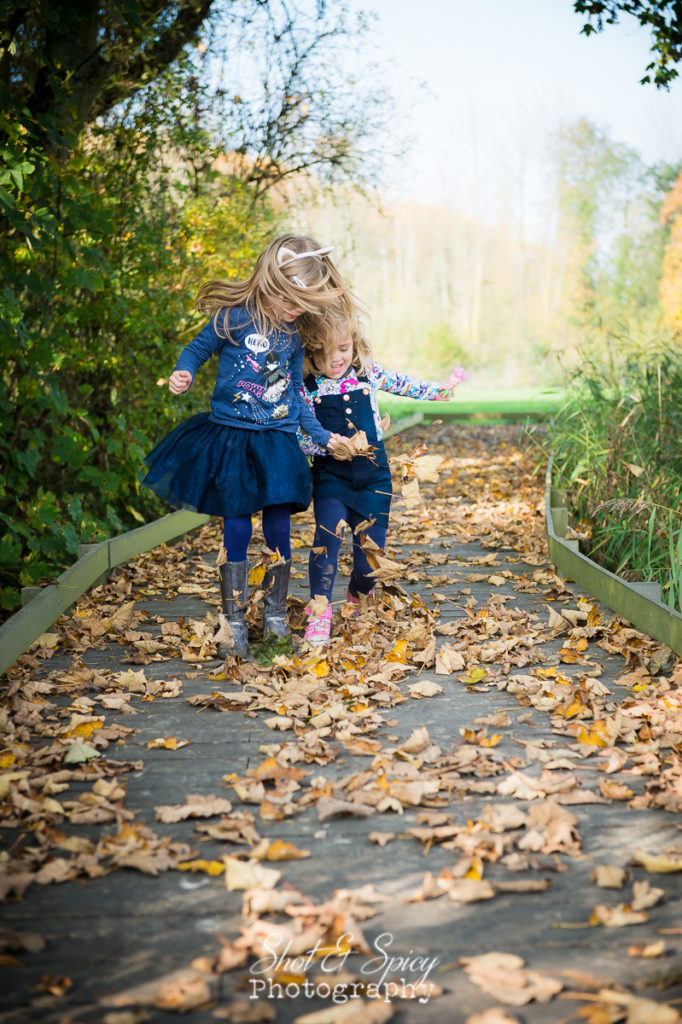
[301,301,373,378]
[195,234,348,340]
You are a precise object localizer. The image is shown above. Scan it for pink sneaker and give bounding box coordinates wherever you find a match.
[304,606,332,646]
[346,588,373,614]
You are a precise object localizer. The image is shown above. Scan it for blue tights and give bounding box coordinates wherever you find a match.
[223,504,291,562]
[309,496,387,601]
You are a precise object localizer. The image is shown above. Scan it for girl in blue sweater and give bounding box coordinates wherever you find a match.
[143,235,349,658]
[298,315,464,646]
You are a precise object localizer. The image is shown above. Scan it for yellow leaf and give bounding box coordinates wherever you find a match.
[465,858,484,880]
[563,700,584,719]
[576,724,609,747]
[0,752,16,769]
[147,736,190,750]
[272,971,307,985]
[314,937,353,958]
[178,859,225,876]
[465,667,486,684]
[248,564,267,586]
[263,840,310,861]
[386,638,409,663]
[65,720,103,739]
[310,660,330,678]
[634,849,682,873]
[587,605,601,627]
[480,733,502,748]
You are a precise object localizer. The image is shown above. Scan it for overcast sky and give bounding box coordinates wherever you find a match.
[347,0,682,207]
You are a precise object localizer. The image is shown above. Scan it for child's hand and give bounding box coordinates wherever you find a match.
[327,433,354,461]
[169,370,192,394]
[436,365,467,401]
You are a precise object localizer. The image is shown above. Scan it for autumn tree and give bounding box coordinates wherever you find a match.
[574,1,682,86]
[660,170,682,332]
[0,0,392,615]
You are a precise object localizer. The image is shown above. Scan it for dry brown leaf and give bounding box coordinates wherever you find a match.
[592,865,629,889]
[590,903,648,927]
[630,879,665,911]
[102,968,211,1010]
[223,856,281,892]
[294,999,394,1023]
[634,849,682,873]
[155,794,232,823]
[460,951,563,1006]
[408,680,443,699]
[368,831,396,847]
[211,997,276,1021]
[466,1010,522,1024]
[628,939,666,958]
[435,646,466,674]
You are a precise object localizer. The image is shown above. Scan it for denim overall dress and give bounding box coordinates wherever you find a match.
[304,372,392,526]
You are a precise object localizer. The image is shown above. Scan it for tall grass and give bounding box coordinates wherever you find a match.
[550,336,682,610]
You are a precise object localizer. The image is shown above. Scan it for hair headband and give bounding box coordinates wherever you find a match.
[277,245,334,269]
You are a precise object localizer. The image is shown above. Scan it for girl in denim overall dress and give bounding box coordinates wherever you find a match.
[298,317,463,645]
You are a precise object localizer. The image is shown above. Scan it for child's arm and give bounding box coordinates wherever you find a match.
[371,362,465,401]
[291,348,331,449]
[297,382,348,458]
[169,314,227,392]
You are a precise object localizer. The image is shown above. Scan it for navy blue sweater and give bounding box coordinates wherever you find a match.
[174,305,330,448]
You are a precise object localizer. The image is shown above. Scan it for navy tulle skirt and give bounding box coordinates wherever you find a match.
[142,413,312,518]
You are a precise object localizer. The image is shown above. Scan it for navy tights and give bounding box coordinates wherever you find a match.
[309,496,387,601]
[223,503,291,562]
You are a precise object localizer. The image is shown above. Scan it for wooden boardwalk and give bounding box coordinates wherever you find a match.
[1,422,681,1024]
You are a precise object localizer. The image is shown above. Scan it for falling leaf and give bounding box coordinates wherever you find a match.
[248,564,267,586]
[412,454,444,482]
[401,478,421,507]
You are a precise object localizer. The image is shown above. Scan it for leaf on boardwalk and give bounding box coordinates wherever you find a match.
[460,951,563,1005]
[155,794,233,823]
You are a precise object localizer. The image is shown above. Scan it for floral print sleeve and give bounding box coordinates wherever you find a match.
[297,384,326,455]
[369,362,443,401]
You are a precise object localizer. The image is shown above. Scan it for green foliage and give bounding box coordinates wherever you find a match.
[550,335,682,610]
[417,322,468,380]
[0,54,273,617]
[0,1,394,621]
[574,1,682,88]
